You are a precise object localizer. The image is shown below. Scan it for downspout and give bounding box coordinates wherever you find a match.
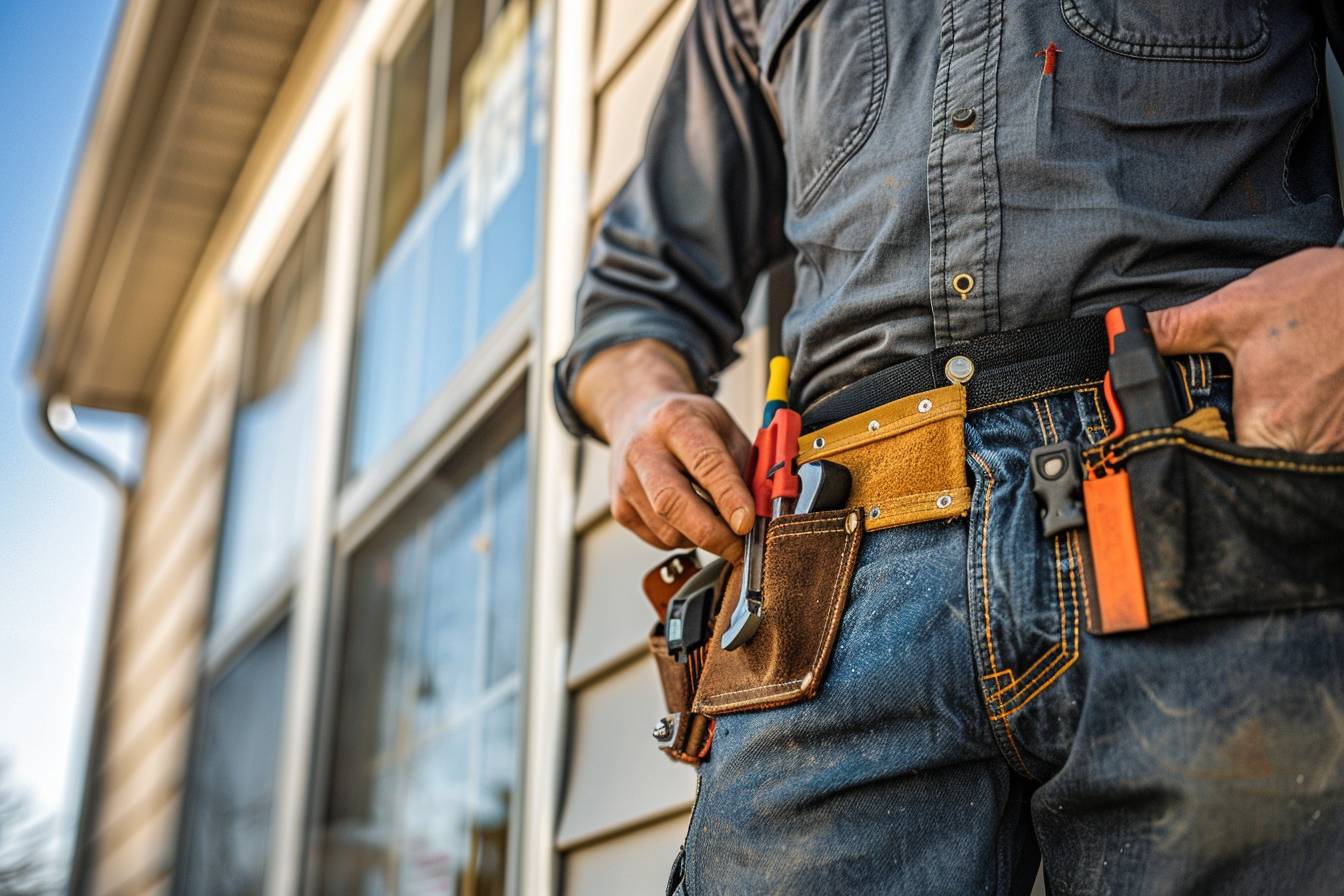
[35,392,137,896]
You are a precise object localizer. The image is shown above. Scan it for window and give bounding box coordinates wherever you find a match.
[214,187,331,634]
[348,0,549,473]
[178,622,292,895]
[318,424,529,894]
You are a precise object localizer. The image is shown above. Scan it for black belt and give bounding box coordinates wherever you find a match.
[802,316,1230,431]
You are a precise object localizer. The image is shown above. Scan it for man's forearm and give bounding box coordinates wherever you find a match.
[571,339,700,443]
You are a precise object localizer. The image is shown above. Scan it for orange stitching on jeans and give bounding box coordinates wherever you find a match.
[1174,360,1194,413]
[1088,387,1109,436]
[971,380,1105,413]
[1098,435,1344,475]
[968,452,999,674]
[989,646,1059,699]
[991,537,1071,702]
[1031,401,1050,443]
[992,532,1081,718]
[1043,397,1059,442]
[1073,529,1094,633]
[1001,713,1032,777]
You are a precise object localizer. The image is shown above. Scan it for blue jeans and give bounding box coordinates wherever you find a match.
[672,358,1344,895]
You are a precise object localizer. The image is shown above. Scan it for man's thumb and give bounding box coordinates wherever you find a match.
[1147,297,1223,356]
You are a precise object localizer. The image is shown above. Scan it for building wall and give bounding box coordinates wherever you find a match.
[81,287,242,896]
[71,4,355,891]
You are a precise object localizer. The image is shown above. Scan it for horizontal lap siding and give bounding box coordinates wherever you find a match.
[558,3,767,890]
[82,290,240,896]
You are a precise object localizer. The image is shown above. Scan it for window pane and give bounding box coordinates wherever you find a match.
[319,431,528,894]
[440,0,486,168]
[214,188,330,633]
[375,11,433,266]
[467,696,516,896]
[179,623,291,895]
[348,0,548,474]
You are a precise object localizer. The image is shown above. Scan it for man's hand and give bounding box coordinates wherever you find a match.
[1149,247,1344,453]
[572,339,755,560]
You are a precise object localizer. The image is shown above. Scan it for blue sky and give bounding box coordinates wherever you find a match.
[0,0,129,864]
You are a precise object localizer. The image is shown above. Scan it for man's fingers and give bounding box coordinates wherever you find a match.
[633,454,743,557]
[1148,294,1227,356]
[664,415,756,535]
[614,474,688,549]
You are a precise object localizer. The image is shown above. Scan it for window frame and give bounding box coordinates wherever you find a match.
[308,374,534,896]
[207,173,336,663]
[169,167,337,896]
[344,0,544,485]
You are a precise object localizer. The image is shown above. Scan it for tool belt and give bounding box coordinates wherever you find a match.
[643,315,1344,765]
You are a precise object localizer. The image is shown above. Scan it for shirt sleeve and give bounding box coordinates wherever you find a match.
[552,0,790,440]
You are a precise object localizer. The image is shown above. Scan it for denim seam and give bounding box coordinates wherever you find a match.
[991,532,1080,719]
[985,405,1068,691]
[982,401,1079,714]
[986,536,1071,702]
[969,451,1001,673]
[970,379,1105,414]
[1087,433,1344,475]
[967,450,1036,779]
[1073,529,1094,633]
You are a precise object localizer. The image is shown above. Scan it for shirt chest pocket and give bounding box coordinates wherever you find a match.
[1061,0,1269,61]
[759,0,888,214]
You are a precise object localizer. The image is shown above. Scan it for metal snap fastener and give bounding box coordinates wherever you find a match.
[951,272,975,299]
[812,436,826,450]
[917,399,933,413]
[936,494,954,509]
[945,355,976,384]
[869,507,881,521]
[867,420,880,432]
[951,107,976,129]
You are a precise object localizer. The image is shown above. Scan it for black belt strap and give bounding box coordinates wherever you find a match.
[803,317,1114,430]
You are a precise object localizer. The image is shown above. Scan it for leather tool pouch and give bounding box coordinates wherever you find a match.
[641,384,965,759]
[693,507,865,715]
[644,554,720,764]
[1082,412,1344,635]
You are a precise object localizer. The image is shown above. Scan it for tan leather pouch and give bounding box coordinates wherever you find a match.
[693,507,865,715]
[797,384,969,529]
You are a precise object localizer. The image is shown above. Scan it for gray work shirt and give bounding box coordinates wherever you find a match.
[555,0,1344,437]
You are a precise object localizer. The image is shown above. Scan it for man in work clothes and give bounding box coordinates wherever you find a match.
[554,2,1344,893]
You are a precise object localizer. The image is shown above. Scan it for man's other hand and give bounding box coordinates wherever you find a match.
[1149,247,1344,453]
[571,339,755,561]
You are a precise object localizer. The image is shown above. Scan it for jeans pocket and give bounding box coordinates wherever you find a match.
[1082,425,1344,633]
[693,507,865,714]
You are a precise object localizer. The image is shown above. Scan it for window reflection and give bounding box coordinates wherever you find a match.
[320,433,527,895]
[349,0,549,474]
[215,187,330,633]
[179,623,291,895]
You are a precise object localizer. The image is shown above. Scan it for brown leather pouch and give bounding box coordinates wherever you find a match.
[693,507,865,715]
